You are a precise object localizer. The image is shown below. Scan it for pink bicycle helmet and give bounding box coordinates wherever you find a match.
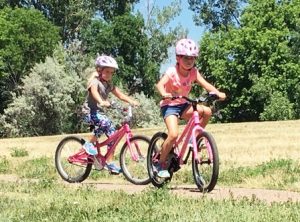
[175,38,199,57]
[95,55,118,69]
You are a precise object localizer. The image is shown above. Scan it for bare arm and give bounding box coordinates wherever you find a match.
[155,74,172,98]
[195,70,226,100]
[112,87,139,106]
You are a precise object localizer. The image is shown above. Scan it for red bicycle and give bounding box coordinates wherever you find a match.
[55,105,151,185]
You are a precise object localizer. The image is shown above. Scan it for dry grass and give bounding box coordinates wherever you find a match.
[1,120,299,169]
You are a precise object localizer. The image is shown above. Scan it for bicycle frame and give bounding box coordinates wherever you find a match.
[94,122,137,162]
[174,104,212,165]
[69,108,141,166]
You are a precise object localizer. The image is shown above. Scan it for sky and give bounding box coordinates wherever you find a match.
[135,0,205,72]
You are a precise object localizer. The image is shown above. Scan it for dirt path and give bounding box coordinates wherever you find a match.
[78,181,300,204]
[2,174,298,204]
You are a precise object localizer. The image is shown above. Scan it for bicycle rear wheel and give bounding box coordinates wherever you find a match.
[55,136,93,183]
[192,131,219,192]
[120,135,151,185]
[147,132,172,188]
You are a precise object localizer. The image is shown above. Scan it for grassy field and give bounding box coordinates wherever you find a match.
[0,120,300,221]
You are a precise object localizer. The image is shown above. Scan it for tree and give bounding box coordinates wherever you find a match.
[97,0,140,22]
[1,0,96,43]
[197,0,300,121]
[81,0,187,96]
[188,0,245,31]
[0,7,60,113]
[1,1,141,43]
[80,13,154,95]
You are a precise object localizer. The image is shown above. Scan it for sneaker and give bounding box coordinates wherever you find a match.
[83,142,98,155]
[93,156,104,170]
[104,162,122,175]
[154,162,170,178]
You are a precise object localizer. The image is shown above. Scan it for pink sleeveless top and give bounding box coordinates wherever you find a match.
[160,66,197,107]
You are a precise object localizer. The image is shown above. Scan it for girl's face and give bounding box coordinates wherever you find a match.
[177,55,196,70]
[98,67,116,81]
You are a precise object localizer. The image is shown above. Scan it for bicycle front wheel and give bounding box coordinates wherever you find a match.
[147,132,172,188]
[55,136,93,183]
[120,135,151,185]
[192,131,219,192]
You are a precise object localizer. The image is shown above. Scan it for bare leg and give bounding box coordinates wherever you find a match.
[89,135,97,143]
[160,115,179,163]
[181,105,212,128]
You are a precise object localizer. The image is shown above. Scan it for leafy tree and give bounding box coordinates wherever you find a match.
[188,0,245,31]
[1,1,141,43]
[80,13,154,95]
[81,0,187,96]
[144,0,187,67]
[0,7,60,113]
[1,0,96,43]
[198,0,300,121]
[97,0,140,22]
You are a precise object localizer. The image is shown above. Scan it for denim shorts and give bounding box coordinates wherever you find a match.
[161,103,190,119]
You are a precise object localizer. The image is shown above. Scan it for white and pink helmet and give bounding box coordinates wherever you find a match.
[95,55,118,69]
[175,38,199,57]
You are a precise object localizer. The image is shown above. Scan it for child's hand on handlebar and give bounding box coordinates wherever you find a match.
[217,92,226,101]
[130,100,140,107]
[100,101,111,107]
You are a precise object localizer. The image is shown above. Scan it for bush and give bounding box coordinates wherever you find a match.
[104,91,163,129]
[260,92,295,121]
[0,56,84,137]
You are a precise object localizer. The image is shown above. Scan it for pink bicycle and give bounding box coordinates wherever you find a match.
[147,93,220,192]
[55,105,151,185]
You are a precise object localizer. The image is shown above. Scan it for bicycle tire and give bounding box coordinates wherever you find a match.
[55,136,93,183]
[147,132,172,188]
[192,131,219,192]
[119,135,151,185]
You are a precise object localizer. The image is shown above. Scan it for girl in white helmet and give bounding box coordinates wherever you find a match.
[82,54,139,174]
[155,38,226,178]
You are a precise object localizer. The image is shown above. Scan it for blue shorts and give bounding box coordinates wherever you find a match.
[161,103,190,119]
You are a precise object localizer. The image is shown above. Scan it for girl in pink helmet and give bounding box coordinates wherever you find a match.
[155,38,226,178]
[81,54,139,174]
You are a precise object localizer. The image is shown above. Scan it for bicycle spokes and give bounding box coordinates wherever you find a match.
[120,135,151,185]
[192,132,219,192]
[55,136,93,183]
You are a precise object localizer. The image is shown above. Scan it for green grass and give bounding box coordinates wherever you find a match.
[1,120,300,221]
[0,156,10,174]
[2,156,300,192]
[219,159,300,191]
[10,147,29,157]
[0,181,299,222]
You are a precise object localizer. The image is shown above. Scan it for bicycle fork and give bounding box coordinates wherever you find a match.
[124,129,144,162]
[191,127,214,164]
